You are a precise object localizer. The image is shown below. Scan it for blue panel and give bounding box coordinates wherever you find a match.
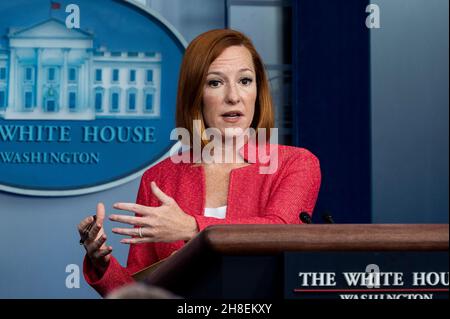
[145,94,153,112]
[129,69,136,82]
[46,99,56,112]
[111,92,119,111]
[69,68,76,81]
[25,67,33,81]
[112,69,119,82]
[95,92,102,111]
[48,68,55,81]
[292,0,371,223]
[25,92,32,108]
[0,91,5,108]
[95,69,102,82]
[146,69,153,82]
[128,93,136,110]
[69,92,76,110]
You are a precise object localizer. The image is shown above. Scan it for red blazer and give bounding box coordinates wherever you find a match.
[83,142,321,297]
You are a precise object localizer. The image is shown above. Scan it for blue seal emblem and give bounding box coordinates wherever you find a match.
[0,0,185,196]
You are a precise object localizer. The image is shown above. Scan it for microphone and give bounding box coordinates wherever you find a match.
[322,211,335,224]
[299,211,312,224]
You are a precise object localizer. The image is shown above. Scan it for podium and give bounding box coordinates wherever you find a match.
[143,224,449,299]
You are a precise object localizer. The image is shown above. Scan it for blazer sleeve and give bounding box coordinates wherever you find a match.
[83,170,160,297]
[193,150,321,232]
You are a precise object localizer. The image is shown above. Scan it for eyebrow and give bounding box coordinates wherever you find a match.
[207,68,254,76]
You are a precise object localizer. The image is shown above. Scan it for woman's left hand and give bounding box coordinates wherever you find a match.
[109,181,198,244]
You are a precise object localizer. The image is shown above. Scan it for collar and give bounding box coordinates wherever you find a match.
[177,140,277,166]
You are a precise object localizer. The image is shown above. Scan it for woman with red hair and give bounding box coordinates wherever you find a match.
[77,29,321,297]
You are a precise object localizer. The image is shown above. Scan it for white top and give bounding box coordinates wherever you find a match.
[203,205,227,219]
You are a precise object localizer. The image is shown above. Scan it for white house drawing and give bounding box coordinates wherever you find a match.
[0,18,162,120]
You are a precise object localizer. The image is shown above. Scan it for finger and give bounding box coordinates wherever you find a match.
[109,214,146,226]
[112,203,155,216]
[77,215,95,234]
[150,181,173,205]
[112,227,142,237]
[93,246,113,259]
[120,237,152,244]
[88,220,103,241]
[96,202,106,226]
[87,203,106,241]
[88,234,107,253]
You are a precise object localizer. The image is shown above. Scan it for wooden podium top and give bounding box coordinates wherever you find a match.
[142,224,448,285]
[200,224,449,253]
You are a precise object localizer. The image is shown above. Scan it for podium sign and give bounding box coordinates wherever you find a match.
[285,251,449,300]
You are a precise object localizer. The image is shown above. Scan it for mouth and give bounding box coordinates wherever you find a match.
[221,111,244,118]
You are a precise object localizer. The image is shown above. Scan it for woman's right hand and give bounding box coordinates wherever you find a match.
[77,203,113,274]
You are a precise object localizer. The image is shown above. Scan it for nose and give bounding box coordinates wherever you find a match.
[225,83,240,105]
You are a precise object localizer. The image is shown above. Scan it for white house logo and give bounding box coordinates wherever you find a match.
[0,0,186,196]
[0,18,162,121]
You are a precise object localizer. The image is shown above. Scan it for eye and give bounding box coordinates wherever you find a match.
[240,77,253,86]
[207,80,222,88]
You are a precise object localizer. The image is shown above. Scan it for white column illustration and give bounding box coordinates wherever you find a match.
[83,60,89,111]
[88,57,93,110]
[138,86,143,114]
[7,48,16,110]
[36,48,43,109]
[15,54,19,111]
[60,48,69,111]
[84,60,90,112]
[79,63,85,111]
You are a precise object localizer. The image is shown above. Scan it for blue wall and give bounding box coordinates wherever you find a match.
[370,0,449,223]
[0,182,139,298]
